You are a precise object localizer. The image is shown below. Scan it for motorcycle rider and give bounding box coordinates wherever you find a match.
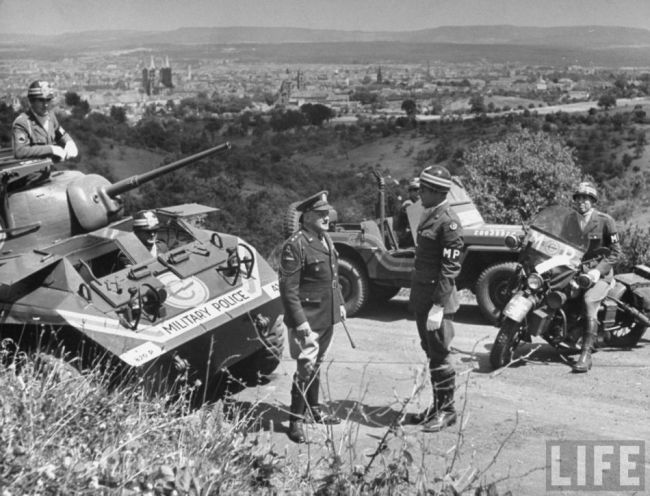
[568,181,622,373]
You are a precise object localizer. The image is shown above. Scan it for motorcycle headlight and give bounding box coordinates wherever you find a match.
[546,290,567,310]
[526,273,544,291]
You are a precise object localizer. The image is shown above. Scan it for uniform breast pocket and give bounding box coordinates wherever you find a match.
[304,256,325,275]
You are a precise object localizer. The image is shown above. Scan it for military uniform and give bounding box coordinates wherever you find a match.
[410,199,463,410]
[12,110,73,160]
[279,191,344,442]
[406,165,463,432]
[566,182,622,373]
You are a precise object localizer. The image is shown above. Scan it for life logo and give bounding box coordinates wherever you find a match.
[157,272,209,309]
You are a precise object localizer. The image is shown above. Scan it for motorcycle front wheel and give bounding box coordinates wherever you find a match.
[489,318,523,369]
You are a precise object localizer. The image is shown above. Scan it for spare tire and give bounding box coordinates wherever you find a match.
[476,262,518,326]
[339,257,369,317]
[283,201,302,239]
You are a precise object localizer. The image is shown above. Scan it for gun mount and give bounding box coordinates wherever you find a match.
[0,142,230,252]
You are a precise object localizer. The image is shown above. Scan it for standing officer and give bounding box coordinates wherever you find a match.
[12,80,78,161]
[394,178,420,248]
[568,181,621,373]
[279,191,345,443]
[406,165,463,432]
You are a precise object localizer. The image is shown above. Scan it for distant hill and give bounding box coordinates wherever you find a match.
[3,25,650,50]
[3,25,650,67]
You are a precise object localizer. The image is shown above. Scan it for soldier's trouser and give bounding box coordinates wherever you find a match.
[288,325,334,403]
[414,310,456,412]
[583,279,610,320]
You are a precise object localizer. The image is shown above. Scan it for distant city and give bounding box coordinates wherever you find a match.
[2,32,650,126]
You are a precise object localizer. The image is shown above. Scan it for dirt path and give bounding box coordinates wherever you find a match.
[234,293,650,495]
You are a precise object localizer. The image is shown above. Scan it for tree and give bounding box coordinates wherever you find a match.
[65,91,81,107]
[597,93,617,110]
[110,106,127,124]
[401,99,416,118]
[469,93,486,114]
[461,128,582,223]
[300,103,334,126]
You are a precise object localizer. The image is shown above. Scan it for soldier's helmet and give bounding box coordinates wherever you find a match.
[27,80,54,100]
[132,210,160,231]
[419,165,452,192]
[573,181,598,203]
[408,178,420,190]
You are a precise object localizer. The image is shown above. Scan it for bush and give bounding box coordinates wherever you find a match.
[618,223,650,271]
[461,128,582,222]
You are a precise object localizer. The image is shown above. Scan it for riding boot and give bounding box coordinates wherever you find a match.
[572,319,597,373]
[288,381,307,443]
[422,377,457,433]
[410,403,438,425]
[306,372,340,425]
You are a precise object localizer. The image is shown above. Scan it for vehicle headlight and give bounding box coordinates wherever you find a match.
[526,273,544,291]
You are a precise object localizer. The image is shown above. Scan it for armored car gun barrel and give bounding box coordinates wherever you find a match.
[0,142,230,252]
[0,141,286,402]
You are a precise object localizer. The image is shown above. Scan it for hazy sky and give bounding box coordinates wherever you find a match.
[2,0,650,35]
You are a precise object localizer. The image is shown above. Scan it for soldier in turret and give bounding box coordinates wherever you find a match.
[12,80,79,161]
[279,191,345,443]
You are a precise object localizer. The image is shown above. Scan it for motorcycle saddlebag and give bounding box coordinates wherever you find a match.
[615,271,650,312]
[632,286,650,313]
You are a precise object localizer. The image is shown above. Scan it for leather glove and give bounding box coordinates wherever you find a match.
[587,269,601,284]
[64,140,78,159]
[340,304,347,321]
[51,145,66,161]
[426,304,444,331]
[296,321,312,339]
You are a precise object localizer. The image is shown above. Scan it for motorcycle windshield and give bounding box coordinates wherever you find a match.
[523,205,587,269]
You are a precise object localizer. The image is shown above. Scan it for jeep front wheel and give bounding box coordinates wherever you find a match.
[338,257,369,317]
[476,262,518,325]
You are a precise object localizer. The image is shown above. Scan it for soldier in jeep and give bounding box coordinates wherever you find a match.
[395,177,420,248]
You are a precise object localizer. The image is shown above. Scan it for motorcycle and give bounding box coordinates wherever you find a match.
[489,204,650,370]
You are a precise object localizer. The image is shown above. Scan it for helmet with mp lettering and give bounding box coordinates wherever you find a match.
[419,165,452,192]
[573,181,598,203]
[132,210,160,232]
[27,80,55,101]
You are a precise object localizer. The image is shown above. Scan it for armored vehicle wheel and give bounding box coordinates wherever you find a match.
[34,352,83,384]
[489,319,522,369]
[607,322,647,348]
[476,262,518,326]
[339,257,369,317]
[370,283,401,303]
[227,318,286,387]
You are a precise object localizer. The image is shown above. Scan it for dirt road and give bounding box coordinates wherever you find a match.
[235,292,650,495]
